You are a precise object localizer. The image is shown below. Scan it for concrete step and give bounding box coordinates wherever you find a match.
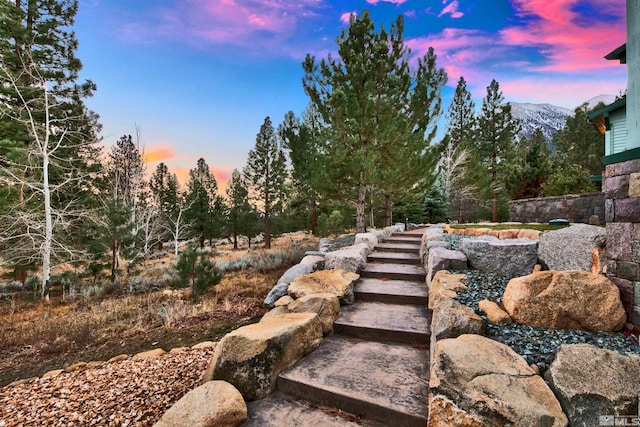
[367,252,421,265]
[373,243,420,254]
[393,230,426,238]
[244,392,383,426]
[355,277,428,306]
[382,236,422,245]
[277,335,430,427]
[334,301,430,345]
[361,263,426,282]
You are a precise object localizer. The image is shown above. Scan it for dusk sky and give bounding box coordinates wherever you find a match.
[74,0,627,189]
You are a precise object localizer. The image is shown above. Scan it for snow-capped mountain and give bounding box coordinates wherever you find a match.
[509,102,572,142]
[509,95,616,143]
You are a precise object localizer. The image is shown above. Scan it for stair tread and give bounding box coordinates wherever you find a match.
[278,335,430,425]
[368,252,421,261]
[355,277,428,299]
[335,301,430,335]
[362,263,425,276]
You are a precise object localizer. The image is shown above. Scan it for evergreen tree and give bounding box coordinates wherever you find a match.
[149,162,179,243]
[442,76,478,222]
[551,102,605,178]
[279,109,324,235]
[303,11,446,232]
[476,79,520,221]
[0,0,100,298]
[505,128,551,199]
[244,117,287,249]
[184,158,220,248]
[103,134,147,280]
[225,169,255,249]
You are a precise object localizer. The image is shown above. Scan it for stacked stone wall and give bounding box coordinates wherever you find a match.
[604,159,640,326]
[508,192,605,224]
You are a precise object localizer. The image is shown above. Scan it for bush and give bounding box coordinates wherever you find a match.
[172,247,224,299]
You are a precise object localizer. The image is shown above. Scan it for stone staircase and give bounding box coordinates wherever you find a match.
[245,230,431,426]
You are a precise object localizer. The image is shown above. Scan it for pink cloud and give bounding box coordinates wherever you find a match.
[119,0,326,53]
[365,0,408,5]
[439,1,464,19]
[340,11,357,24]
[143,145,175,164]
[500,0,625,72]
[498,75,626,108]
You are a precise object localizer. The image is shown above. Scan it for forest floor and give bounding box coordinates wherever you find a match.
[0,232,320,387]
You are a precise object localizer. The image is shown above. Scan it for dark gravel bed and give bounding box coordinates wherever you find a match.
[321,234,356,252]
[443,234,639,372]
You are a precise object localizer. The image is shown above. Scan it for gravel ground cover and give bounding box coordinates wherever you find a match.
[444,234,639,372]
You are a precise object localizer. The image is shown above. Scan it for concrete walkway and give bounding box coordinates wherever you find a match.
[244,230,431,426]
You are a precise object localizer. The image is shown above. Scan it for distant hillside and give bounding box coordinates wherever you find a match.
[509,95,616,143]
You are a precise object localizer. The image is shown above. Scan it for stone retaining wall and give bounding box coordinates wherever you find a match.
[508,192,605,224]
[604,158,640,326]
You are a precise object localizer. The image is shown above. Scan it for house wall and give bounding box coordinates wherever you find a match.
[628,0,640,149]
[604,159,640,327]
[508,192,605,224]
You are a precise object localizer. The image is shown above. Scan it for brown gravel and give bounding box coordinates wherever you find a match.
[0,348,215,426]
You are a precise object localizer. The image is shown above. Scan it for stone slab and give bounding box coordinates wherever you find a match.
[244,392,378,427]
[355,278,428,306]
[360,263,426,282]
[334,301,430,344]
[367,252,421,265]
[374,243,421,254]
[277,335,430,427]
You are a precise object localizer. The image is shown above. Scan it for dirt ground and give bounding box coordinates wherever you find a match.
[0,232,319,387]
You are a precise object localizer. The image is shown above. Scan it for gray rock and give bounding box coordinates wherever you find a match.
[299,255,325,271]
[304,251,326,258]
[354,232,378,252]
[459,236,538,278]
[545,344,639,426]
[422,240,451,265]
[429,334,568,426]
[426,247,467,285]
[324,246,367,273]
[263,264,314,308]
[538,224,606,271]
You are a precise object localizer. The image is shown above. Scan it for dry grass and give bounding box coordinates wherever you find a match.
[0,232,319,386]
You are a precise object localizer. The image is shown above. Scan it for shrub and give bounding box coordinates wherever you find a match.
[172,247,224,299]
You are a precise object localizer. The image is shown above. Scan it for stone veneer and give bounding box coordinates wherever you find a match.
[509,192,605,224]
[604,158,640,327]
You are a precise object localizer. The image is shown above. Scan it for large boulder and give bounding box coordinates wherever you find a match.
[288,269,359,305]
[263,264,314,308]
[155,380,247,427]
[502,271,626,332]
[428,334,568,427]
[545,344,639,426]
[426,248,467,286]
[538,224,606,271]
[299,255,325,271]
[459,236,538,278]
[204,313,323,401]
[324,245,368,273]
[265,293,340,335]
[354,232,378,252]
[430,298,485,341]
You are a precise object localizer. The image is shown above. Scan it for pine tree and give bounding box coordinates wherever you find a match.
[443,76,478,222]
[505,128,551,199]
[278,109,325,235]
[225,169,255,249]
[184,158,220,248]
[551,102,605,178]
[476,79,520,221]
[302,11,446,232]
[244,117,287,249]
[0,0,100,298]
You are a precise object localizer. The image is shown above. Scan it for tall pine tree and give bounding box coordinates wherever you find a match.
[184,158,220,248]
[244,117,287,249]
[302,11,446,232]
[476,79,520,221]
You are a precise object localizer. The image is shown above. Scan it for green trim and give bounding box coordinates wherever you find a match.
[589,175,602,182]
[587,97,626,120]
[601,147,640,165]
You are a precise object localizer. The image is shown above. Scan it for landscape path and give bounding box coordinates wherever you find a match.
[244,229,432,426]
